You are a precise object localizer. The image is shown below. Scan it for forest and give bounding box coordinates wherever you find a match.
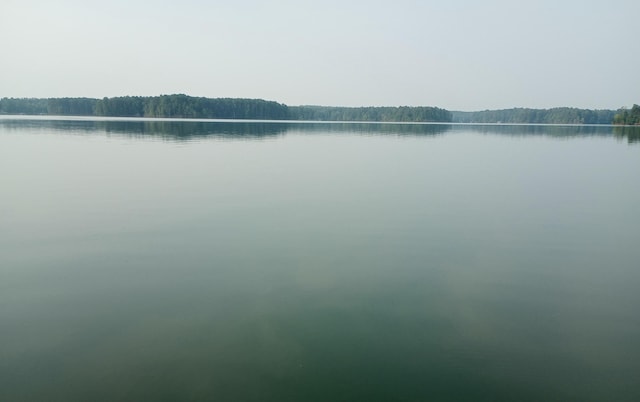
[612,105,640,125]
[289,105,452,122]
[451,107,616,124]
[0,95,451,122]
[0,97,97,116]
[0,95,290,120]
[94,95,291,119]
[0,95,636,125]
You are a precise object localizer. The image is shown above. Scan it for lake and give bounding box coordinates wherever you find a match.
[1,117,639,401]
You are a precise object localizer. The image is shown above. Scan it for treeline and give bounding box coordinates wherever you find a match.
[0,95,290,120]
[451,108,616,124]
[0,95,452,122]
[0,97,98,116]
[289,105,452,122]
[612,105,640,125]
[1,96,636,125]
[94,95,290,119]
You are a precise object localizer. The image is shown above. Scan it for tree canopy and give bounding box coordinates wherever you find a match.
[0,96,634,125]
[0,96,452,122]
[289,105,452,122]
[451,108,616,125]
[613,105,640,125]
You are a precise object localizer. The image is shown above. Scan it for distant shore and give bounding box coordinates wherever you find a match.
[1,95,637,125]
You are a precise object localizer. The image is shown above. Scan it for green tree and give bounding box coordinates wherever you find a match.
[613,105,640,125]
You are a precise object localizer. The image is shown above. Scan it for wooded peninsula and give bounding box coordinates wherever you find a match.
[0,95,638,125]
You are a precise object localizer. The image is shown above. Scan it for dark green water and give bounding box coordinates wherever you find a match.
[1,117,639,401]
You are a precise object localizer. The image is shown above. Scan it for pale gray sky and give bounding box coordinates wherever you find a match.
[1,0,638,110]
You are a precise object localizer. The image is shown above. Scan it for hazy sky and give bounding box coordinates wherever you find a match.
[1,0,638,110]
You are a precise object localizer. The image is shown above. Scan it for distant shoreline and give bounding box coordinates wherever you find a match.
[1,95,637,125]
[0,114,632,127]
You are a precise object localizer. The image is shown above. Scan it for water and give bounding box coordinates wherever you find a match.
[1,117,639,401]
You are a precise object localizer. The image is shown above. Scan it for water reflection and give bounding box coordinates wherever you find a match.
[0,119,288,140]
[290,122,452,137]
[463,124,619,138]
[99,120,291,140]
[613,126,640,143]
[0,116,639,144]
[2,118,639,401]
[0,118,450,140]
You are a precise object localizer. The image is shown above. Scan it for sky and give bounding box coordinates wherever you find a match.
[1,0,638,111]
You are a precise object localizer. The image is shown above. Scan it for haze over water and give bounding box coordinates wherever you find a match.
[2,118,639,401]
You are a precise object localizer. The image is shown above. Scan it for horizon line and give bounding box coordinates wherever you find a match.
[0,94,632,113]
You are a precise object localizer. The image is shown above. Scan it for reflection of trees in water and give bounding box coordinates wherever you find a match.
[101,121,453,139]
[2,118,639,144]
[0,118,101,134]
[0,118,451,139]
[459,124,617,138]
[287,122,452,137]
[0,119,287,140]
[613,126,640,144]
[97,121,289,140]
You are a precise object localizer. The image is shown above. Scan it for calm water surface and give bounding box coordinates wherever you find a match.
[1,118,639,401]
